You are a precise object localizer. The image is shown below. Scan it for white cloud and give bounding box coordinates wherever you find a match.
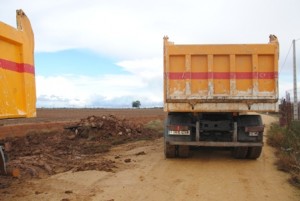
[36,71,163,108]
[2,0,299,60]
[116,58,162,80]
[35,57,164,108]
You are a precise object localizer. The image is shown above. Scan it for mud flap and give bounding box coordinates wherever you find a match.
[0,146,7,175]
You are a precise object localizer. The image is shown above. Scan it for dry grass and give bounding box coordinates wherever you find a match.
[144,119,164,136]
[267,121,300,188]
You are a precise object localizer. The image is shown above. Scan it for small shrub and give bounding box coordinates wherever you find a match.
[289,174,300,188]
[275,152,295,172]
[144,119,164,135]
[267,123,285,147]
[267,121,300,188]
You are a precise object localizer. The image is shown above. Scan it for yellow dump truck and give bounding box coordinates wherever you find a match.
[163,36,279,159]
[0,10,36,174]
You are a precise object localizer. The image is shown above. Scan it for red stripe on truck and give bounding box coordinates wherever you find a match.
[166,72,277,80]
[0,58,35,75]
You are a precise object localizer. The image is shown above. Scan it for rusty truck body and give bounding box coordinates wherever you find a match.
[163,36,279,159]
[0,10,36,174]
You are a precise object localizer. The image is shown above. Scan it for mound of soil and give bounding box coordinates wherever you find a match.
[0,114,161,188]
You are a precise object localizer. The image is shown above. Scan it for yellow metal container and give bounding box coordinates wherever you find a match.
[0,10,36,119]
[164,36,279,112]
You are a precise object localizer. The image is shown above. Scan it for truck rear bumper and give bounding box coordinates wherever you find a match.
[167,141,263,147]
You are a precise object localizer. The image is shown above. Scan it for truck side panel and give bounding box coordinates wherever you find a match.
[0,10,36,119]
[164,36,279,112]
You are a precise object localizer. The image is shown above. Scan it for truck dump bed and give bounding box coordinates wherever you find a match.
[0,10,36,119]
[164,36,279,112]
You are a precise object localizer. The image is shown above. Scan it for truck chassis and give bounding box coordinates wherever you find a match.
[164,112,264,159]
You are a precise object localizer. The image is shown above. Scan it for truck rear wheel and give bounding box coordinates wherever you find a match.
[178,145,189,158]
[246,146,262,159]
[164,142,176,158]
[0,146,7,175]
[232,147,248,159]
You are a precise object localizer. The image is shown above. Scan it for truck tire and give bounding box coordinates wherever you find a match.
[246,146,262,159]
[237,115,263,142]
[232,147,248,159]
[164,141,176,158]
[164,118,176,158]
[0,146,7,174]
[178,145,189,158]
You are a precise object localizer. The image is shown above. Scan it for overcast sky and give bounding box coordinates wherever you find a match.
[0,0,300,108]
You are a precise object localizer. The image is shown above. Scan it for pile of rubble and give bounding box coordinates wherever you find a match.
[65,115,144,141]
[1,114,160,184]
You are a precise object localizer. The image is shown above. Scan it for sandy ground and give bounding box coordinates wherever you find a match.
[1,114,300,201]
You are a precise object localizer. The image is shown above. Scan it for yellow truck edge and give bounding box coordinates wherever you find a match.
[0,10,36,119]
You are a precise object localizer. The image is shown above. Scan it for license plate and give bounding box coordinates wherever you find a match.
[249,131,259,136]
[169,130,190,135]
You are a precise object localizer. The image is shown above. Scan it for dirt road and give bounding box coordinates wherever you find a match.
[2,114,300,201]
